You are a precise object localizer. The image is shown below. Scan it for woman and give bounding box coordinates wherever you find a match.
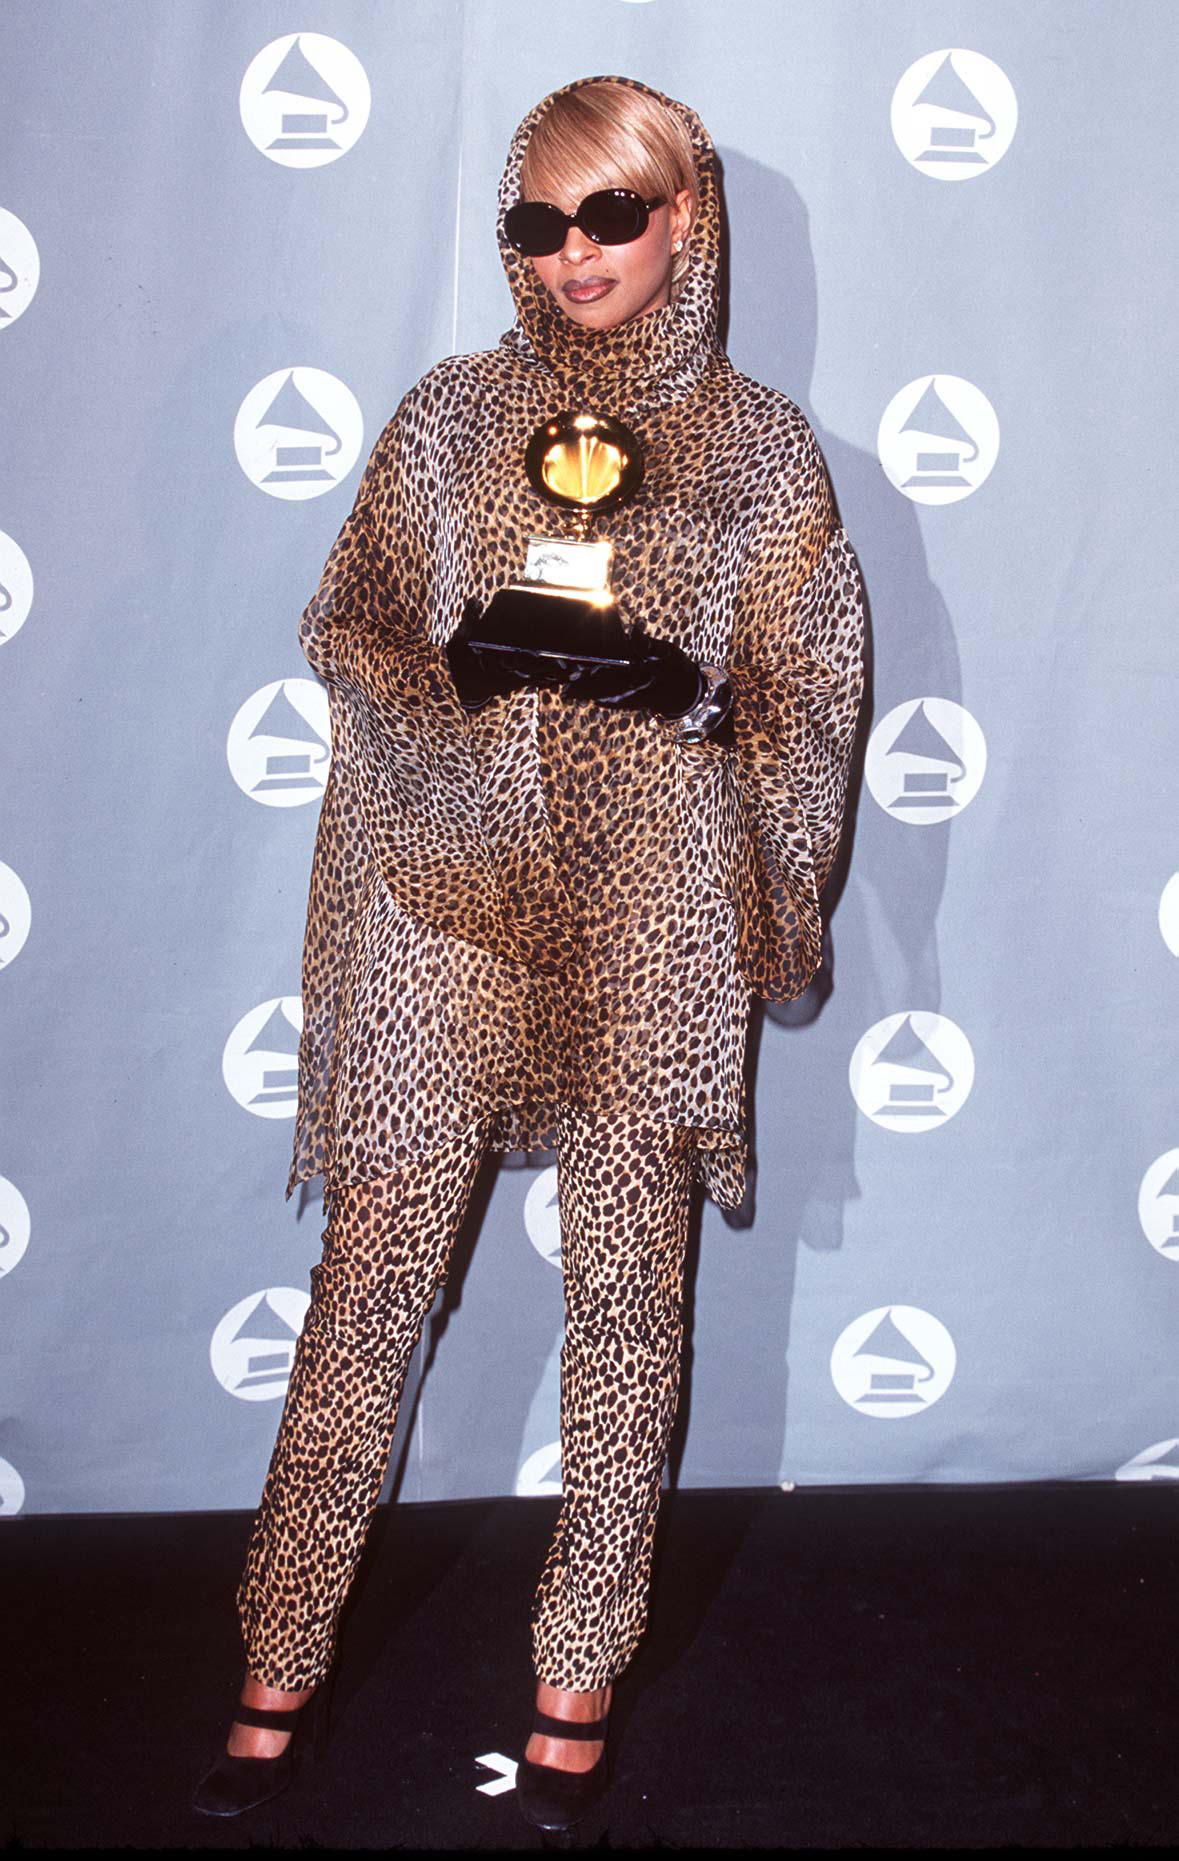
[194,75,864,1833]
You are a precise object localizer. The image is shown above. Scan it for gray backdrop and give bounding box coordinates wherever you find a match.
[2,0,1178,1518]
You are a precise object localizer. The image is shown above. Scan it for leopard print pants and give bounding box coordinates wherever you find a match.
[236,1104,695,1692]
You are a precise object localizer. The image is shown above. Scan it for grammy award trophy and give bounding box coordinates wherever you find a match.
[466,410,644,667]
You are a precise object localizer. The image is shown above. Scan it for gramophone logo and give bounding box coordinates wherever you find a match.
[523,1166,562,1268]
[234,368,363,501]
[227,678,330,808]
[0,1175,31,1277]
[516,1441,563,1496]
[0,861,32,969]
[0,208,40,329]
[831,1306,956,1417]
[1159,875,1179,957]
[222,996,303,1120]
[0,1455,25,1515]
[891,50,1017,180]
[210,1287,310,1401]
[865,698,986,823]
[1137,1151,1179,1260]
[239,34,371,167]
[0,531,33,645]
[1115,1439,1179,1482]
[878,376,999,505]
[849,1012,974,1132]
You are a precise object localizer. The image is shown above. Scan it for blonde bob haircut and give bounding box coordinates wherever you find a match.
[519,81,699,295]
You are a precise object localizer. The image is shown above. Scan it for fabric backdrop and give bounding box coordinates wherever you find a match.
[2,0,1177,1516]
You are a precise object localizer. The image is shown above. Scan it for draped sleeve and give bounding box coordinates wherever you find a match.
[298,391,515,954]
[286,376,520,1198]
[724,422,865,1003]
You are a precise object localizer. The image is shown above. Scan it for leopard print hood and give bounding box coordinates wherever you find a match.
[495,76,722,416]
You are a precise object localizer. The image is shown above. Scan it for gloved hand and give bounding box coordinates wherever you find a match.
[560,625,704,720]
[444,600,572,711]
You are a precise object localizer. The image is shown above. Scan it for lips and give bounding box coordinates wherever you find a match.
[562,277,617,303]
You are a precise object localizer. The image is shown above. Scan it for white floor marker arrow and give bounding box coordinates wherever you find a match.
[475,1751,518,1795]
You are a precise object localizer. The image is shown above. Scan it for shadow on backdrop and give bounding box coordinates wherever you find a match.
[658,147,958,1524]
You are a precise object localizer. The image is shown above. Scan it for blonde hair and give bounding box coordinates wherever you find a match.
[519,81,698,294]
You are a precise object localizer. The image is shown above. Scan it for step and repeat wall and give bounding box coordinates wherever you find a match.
[2,1,1177,1516]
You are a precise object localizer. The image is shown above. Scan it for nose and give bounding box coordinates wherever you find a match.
[559,220,601,265]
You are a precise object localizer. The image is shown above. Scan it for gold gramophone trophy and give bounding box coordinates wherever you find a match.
[467,410,644,667]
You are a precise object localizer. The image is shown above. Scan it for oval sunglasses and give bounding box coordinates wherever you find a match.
[504,188,665,257]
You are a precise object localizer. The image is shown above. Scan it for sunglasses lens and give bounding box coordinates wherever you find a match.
[580,190,647,245]
[504,201,567,256]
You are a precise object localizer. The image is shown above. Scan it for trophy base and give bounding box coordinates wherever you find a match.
[468,584,635,667]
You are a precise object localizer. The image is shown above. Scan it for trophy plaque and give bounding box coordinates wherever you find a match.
[468,410,644,667]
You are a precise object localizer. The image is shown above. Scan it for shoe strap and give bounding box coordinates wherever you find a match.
[232,1702,307,1732]
[531,1709,607,1741]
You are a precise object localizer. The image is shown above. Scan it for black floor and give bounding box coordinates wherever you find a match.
[4,1484,1178,1850]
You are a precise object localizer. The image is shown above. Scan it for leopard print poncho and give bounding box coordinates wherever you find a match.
[287,76,864,1212]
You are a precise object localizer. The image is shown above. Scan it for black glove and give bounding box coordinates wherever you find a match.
[559,626,704,720]
[444,600,572,711]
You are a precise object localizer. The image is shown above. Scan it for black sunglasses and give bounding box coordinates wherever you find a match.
[504,188,665,257]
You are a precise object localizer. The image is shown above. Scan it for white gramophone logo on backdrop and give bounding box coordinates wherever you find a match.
[0,861,32,969]
[0,1175,31,1277]
[0,1455,25,1515]
[1137,1151,1179,1260]
[523,1166,562,1268]
[227,679,330,807]
[865,698,986,822]
[240,34,371,167]
[234,368,363,501]
[891,50,1017,179]
[1115,1439,1179,1482]
[0,531,33,645]
[222,997,303,1119]
[0,207,40,329]
[831,1306,956,1417]
[1158,874,1179,957]
[516,1442,563,1496]
[210,1287,310,1401]
[849,1012,974,1131]
[878,376,999,504]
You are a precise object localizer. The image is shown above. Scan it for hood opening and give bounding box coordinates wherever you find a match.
[496,75,723,413]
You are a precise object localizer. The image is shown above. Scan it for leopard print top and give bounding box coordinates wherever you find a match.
[287,76,864,1211]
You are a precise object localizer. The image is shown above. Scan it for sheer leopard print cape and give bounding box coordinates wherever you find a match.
[287,76,864,1203]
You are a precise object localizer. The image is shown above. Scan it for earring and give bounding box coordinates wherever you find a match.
[673,239,683,252]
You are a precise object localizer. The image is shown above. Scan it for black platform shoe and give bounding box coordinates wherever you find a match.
[191,1672,335,1817]
[516,1707,611,1833]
